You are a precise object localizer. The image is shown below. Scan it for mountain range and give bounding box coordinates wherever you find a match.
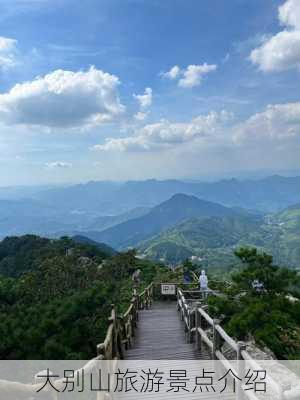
[1,176,300,268]
[81,193,241,248]
[0,175,300,239]
[137,203,300,268]
[30,175,300,213]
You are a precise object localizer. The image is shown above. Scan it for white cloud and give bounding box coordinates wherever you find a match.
[234,102,300,143]
[178,64,217,88]
[279,0,300,29]
[93,111,232,152]
[0,37,17,52]
[133,87,152,109]
[0,36,18,70]
[250,0,300,72]
[161,63,217,88]
[250,30,300,72]
[134,111,148,121]
[93,101,300,154]
[161,65,181,80]
[45,161,72,168]
[0,66,125,128]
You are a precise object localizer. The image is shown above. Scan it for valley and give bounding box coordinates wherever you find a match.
[1,176,300,268]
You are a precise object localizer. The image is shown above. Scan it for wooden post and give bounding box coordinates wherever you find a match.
[133,289,138,310]
[114,309,124,360]
[97,343,105,358]
[195,302,202,350]
[236,341,246,400]
[187,310,192,343]
[130,294,137,336]
[110,304,118,359]
[212,318,221,359]
[149,283,153,305]
[146,287,149,309]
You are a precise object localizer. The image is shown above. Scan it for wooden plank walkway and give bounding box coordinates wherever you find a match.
[125,301,211,360]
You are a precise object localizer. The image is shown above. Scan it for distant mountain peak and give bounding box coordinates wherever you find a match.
[160,193,231,210]
[167,193,199,201]
[86,192,237,249]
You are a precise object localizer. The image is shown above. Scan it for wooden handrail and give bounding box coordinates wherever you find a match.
[198,306,214,326]
[97,282,154,360]
[0,280,298,400]
[241,349,283,397]
[215,324,239,353]
[176,289,295,400]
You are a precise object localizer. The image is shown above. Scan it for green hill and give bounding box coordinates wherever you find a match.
[85,193,242,249]
[139,215,263,266]
[137,204,300,268]
[72,235,116,256]
[0,234,111,278]
[0,235,171,359]
[265,203,300,267]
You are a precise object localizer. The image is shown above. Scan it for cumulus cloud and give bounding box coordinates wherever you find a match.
[234,102,300,143]
[0,66,125,129]
[93,101,300,154]
[0,36,18,70]
[133,87,152,109]
[279,0,300,29]
[178,64,217,88]
[161,65,181,80]
[250,0,300,72]
[93,111,232,152]
[161,63,217,88]
[45,161,72,168]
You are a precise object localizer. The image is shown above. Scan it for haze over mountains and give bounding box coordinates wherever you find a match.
[1,175,300,267]
[40,175,300,212]
[84,194,241,248]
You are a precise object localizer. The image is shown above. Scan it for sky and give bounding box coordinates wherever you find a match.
[1,0,300,185]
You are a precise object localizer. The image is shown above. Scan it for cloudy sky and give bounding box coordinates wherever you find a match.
[1,0,300,185]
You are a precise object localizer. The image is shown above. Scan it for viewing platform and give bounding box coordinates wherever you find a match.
[96,282,298,400]
[126,300,211,360]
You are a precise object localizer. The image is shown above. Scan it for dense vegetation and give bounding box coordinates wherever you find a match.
[208,248,300,359]
[1,234,299,360]
[3,177,300,269]
[0,235,171,359]
[139,203,300,268]
[139,214,261,266]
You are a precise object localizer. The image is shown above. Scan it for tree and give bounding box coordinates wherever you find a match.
[208,247,300,359]
[232,247,298,296]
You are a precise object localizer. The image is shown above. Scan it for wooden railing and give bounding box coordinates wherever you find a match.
[97,282,154,359]
[177,288,296,400]
[0,281,299,400]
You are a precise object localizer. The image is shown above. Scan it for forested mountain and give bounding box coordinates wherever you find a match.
[138,203,300,268]
[83,194,241,248]
[0,235,110,277]
[1,176,300,240]
[72,235,116,256]
[1,176,300,269]
[0,235,171,359]
[139,215,263,266]
[266,203,300,267]
[86,207,150,231]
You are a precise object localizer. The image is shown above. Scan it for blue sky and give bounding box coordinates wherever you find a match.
[1,0,300,185]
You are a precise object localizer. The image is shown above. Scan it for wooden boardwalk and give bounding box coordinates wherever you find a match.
[126,301,210,360]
